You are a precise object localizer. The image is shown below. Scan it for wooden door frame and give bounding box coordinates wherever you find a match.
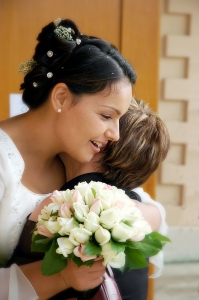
[0,1,161,299]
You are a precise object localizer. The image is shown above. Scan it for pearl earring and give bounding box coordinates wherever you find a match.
[57,108,62,113]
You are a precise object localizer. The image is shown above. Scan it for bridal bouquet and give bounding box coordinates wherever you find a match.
[31,181,170,275]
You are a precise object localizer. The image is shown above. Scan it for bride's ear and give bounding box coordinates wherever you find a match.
[51,83,72,112]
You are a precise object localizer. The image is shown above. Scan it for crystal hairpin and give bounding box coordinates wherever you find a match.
[76,38,81,45]
[54,18,62,27]
[54,26,73,41]
[47,50,53,57]
[33,82,38,87]
[18,59,37,76]
[47,72,53,78]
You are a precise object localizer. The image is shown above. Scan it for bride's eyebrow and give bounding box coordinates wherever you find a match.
[99,105,121,115]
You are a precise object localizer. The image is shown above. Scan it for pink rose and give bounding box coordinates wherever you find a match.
[103,184,113,190]
[113,200,126,210]
[37,225,54,238]
[59,202,72,218]
[72,190,84,204]
[89,198,102,215]
[50,190,65,204]
[73,244,97,262]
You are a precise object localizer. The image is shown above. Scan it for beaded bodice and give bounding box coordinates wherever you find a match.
[0,129,50,266]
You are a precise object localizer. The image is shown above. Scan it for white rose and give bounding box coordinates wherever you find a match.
[130,219,152,242]
[88,181,106,194]
[101,243,125,268]
[99,207,122,229]
[111,222,135,242]
[56,237,75,257]
[46,202,61,215]
[73,202,89,222]
[45,216,62,234]
[84,212,100,233]
[58,217,79,236]
[97,188,114,209]
[89,182,114,209]
[62,189,73,203]
[83,189,96,208]
[111,187,130,205]
[74,181,89,194]
[37,208,50,226]
[121,203,143,223]
[108,251,126,268]
[95,226,111,245]
[74,182,94,207]
[69,226,92,246]
[37,203,61,226]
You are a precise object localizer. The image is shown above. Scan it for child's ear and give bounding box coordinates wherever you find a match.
[51,83,71,112]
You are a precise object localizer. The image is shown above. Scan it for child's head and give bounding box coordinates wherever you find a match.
[101,99,170,189]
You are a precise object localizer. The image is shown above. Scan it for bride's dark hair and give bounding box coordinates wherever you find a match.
[20,18,137,109]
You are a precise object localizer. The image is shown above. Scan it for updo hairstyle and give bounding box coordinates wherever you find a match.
[20,19,137,109]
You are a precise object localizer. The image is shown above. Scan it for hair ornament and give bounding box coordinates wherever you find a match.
[54,26,74,41]
[76,38,81,45]
[18,59,37,76]
[47,50,53,57]
[47,72,53,78]
[33,82,38,87]
[54,18,62,27]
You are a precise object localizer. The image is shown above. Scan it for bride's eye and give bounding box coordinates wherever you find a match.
[101,115,111,120]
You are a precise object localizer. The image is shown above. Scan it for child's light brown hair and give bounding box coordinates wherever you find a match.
[101,98,170,190]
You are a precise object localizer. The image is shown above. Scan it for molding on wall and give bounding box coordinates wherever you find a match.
[157,0,199,227]
[163,226,199,263]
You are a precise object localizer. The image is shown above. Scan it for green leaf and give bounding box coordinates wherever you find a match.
[41,239,67,275]
[31,234,53,252]
[123,220,132,227]
[110,239,125,255]
[127,238,163,258]
[124,240,138,249]
[147,232,171,243]
[84,241,102,256]
[50,211,58,217]
[125,247,149,269]
[91,188,97,198]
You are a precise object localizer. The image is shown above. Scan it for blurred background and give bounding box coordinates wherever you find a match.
[0,0,198,299]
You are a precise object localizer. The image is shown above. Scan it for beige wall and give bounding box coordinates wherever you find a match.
[157,0,199,228]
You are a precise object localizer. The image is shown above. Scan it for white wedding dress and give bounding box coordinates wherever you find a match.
[0,128,168,300]
[0,129,50,299]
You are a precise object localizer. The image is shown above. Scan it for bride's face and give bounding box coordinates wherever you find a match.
[56,79,132,166]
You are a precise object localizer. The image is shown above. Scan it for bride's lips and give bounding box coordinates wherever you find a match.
[90,140,108,152]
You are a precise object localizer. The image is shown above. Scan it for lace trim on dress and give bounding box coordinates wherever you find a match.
[0,129,51,263]
[0,129,25,257]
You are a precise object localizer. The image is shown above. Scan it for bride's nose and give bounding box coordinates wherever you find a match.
[105,121,120,141]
